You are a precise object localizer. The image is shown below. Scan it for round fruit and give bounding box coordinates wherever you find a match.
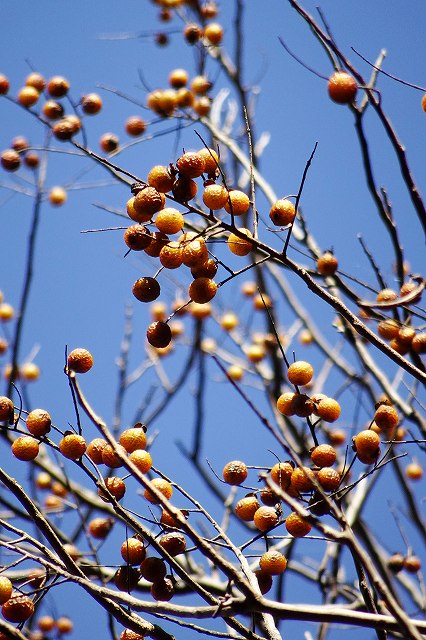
[140,557,167,582]
[411,332,426,354]
[276,392,295,416]
[120,629,144,640]
[405,462,423,481]
[376,288,397,303]
[0,396,14,421]
[182,239,208,268]
[121,538,146,565]
[159,532,186,556]
[43,100,64,120]
[0,576,12,604]
[59,433,86,460]
[404,555,421,573]
[316,252,338,276]
[147,165,174,193]
[0,74,10,95]
[143,477,173,504]
[125,116,147,137]
[311,444,337,468]
[56,617,73,634]
[88,517,114,539]
[168,68,188,88]
[155,208,184,234]
[2,594,34,622]
[184,23,202,45]
[314,397,341,422]
[270,462,293,489]
[328,71,357,104]
[147,321,172,348]
[25,72,45,92]
[20,362,40,381]
[287,361,314,386]
[222,460,248,485]
[26,409,51,436]
[100,132,119,153]
[48,186,67,206]
[99,476,126,501]
[197,147,219,174]
[159,241,183,269]
[176,152,206,178]
[172,176,197,202]
[38,615,56,632]
[1,149,21,172]
[124,225,151,251]
[387,552,405,573]
[189,277,217,304]
[374,404,399,431]
[129,449,153,474]
[12,436,39,461]
[259,550,287,575]
[47,76,70,97]
[228,228,253,256]
[119,425,147,453]
[285,512,312,537]
[52,117,77,141]
[191,257,218,279]
[353,430,380,463]
[81,93,102,115]
[86,438,108,464]
[191,75,211,95]
[203,183,228,210]
[193,96,211,116]
[269,199,296,226]
[253,506,279,532]
[235,495,260,521]
[67,348,93,373]
[317,467,340,491]
[151,577,174,601]
[254,569,273,595]
[378,319,400,340]
[224,190,250,215]
[290,467,315,493]
[114,565,140,592]
[18,86,39,107]
[132,277,160,303]
[101,444,127,468]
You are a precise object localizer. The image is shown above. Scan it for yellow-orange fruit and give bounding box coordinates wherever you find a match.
[0,577,13,604]
[129,449,153,474]
[269,199,296,226]
[88,517,114,539]
[310,444,336,468]
[276,391,295,416]
[2,594,34,622]
[223,460,248,485]
[290,467,315,493]
[155,208,185,234]
[374,404,399,431]
[143,477,173,504]
[147,165,174,193]
[259,550,287,575]
[317,252,338,276]
[204,22,223,45]
[47,75,70,98]
[67,348,93,373]
[328,71,357,104]
[121,538,146,565]
[86,438,108,464]
[270,462,293,489]
[119,425,147,453]
[26,409,51,436]
[235,495,260,521]
[12,436,39,461]
[125,116,147,137]
[176,151,206,178]
[224,190,250,215]
[59,433,86,460]
[285,512,312,537]
[0,396,14,421]
[189,277,217,304]
[18,85,40,107]
[317,467,340,491]
[203,183,228,210]
[314,397,341,422]
[228,228,253,256]
[253,506,279,532]
[287,361,313,386]
[197,147,219,174]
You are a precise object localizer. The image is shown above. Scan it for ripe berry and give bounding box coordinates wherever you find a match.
[176,152,206,178]
[140,557,167,582]
[260,486,281,506]
[151,577,174,601]
[47,76,70,98]
[67,348,93,373]
[253,506,279,532]
[184,23,202,45]
[38,616,56,632]
[404,555,421,573]
[12,436,39,461]
[43,100,64,120]
[56,617,73,634]
[313,397,341,422]
[189,277,218,304]
[193,96,211,116]
[52,117,78,141]
[81,93,102,115]
[311,444,336,468]
[412,332,426,354]
[376,288,397,303]
[228,228,253,256]
[290,467,315,493]
[18,86,40,107]
[59,433,86,460]
[0,396,14,422]
[47,186,67,206]
[124,225,151,252]
[191,258,218,279]
[172,176,197,202]
[114,566,140,592]
[387,552,405,573]
[129,449,153,474]
[88,517,114,539]
[25,72,45,92]
[224,190,250,215]
[254,570,273,595]
[374,404,399,431]
[203,184,228,210]
[353,430,380,463]
[204,22,223,46]
[378,319,400,340]
[235,495,260,521]
[99,476,126,501]
[20,362,40,381]
[101,443,127,468]
[223,460,248,485]
[143,477,173,504]
[11,136,29,152]
[270,462,293,489]
[269,199,296,226]
[155,208,185,234]
[259,550,287,575]
[1,149,21,172]
[291,393,314,418]
[147,166,174,195]
[317,467,340,491]
[147,321,172,348]
[0,74,10,95]
[316,252,338,276]
[276,392,296,416]
[100,132,119,153]
[287,361,314,386]
[121,538,146,565]
[405,462,423,481]
[285,512,312,537]
[159,242,183,269]
[328,71,357,104]
[0,577,12,604]
[2,594,34,622]
[86,438,108,464]
[182,239,208,268]
[159,532,186,556]
[132,277,161,303]
[160,508,188,528]
[227,364,244,381]
[197,147,219,174]
[119,425,147,453]
[26,409,51,436]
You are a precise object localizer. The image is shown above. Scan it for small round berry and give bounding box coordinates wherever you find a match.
[143,477,173,504]
[160,532,186,556]
[404,555,421,573]
[412,332,426,354]
[1,149,21,172]
[181,239,208,268]
[224,190,250,215]
[176,151,206,178]
[259,550,287,576]
[0,74,10,95]
[52,117,77,141]
[291,393,314,418]
[11,136,29,152]
[328,429,346,447]
[18,85,40,107]
[253,506,279,532]
[151,577,174,601]
[132,277,161,303]
[317,467,340,491]
[99,476,126,501]
[197,147,219,174]
[47,76,70,98]
[129,449,153,474]
[353,430,380,463]
[189,277,217,304]
[374,404,399,431]
[311,444,336,468]
[228,228,253,256]
[422,93,426,113]
[159,241,183,269]
[227,364,244,381]
[100,132,119,153]
[67,348,93,374]
[59,433,86,460]
[376,288,397,303]
[56,617,73,634]
[328,71,357,104]
[285,512,312,537]
[317,252,338,276]
[146,321,172,349]
[191,257,218,279]
[377,319,400,340]
[114,565,140,592]
[203,183,228,210]
[254,570,273,595]
[2,594,34,622]
[184,23,202,45]
[119,425,147,453]
[287,361,314,386]
[223,460,248,485]
[387,552,405,574]
[191,75,211,95]
[48,186,67,207]
[405,462,423,481]
[81,93,102,115]
[155,208,185,234]
[86,438,108,464]
[193,96,211,116]
[168,68,188,89]
[397,326,416,345]
[235,495,260,521]
[88,517,114,539]
[314,397,341,422]
[43,100,64,120]
[25,72,45,92]
[269,199,296,226]
[290,467,315,493]
[270,462,293,489]
[20,362,40,381]
[120,629,145,640]
[124,225,152,252]
[172,176,197,202]
[204,22,223,45]
[12,436,39,461]
[38,615,56,632]
[101,444,127,468]
[26,409,51,436]
[0,396,14,421]
[147,165,174,193]
[276,392,296,416]
[140,556,167,582]
[125,115,147,137]
[121,538,146,565]
[220,311,239,331]
[0,577,13,604]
